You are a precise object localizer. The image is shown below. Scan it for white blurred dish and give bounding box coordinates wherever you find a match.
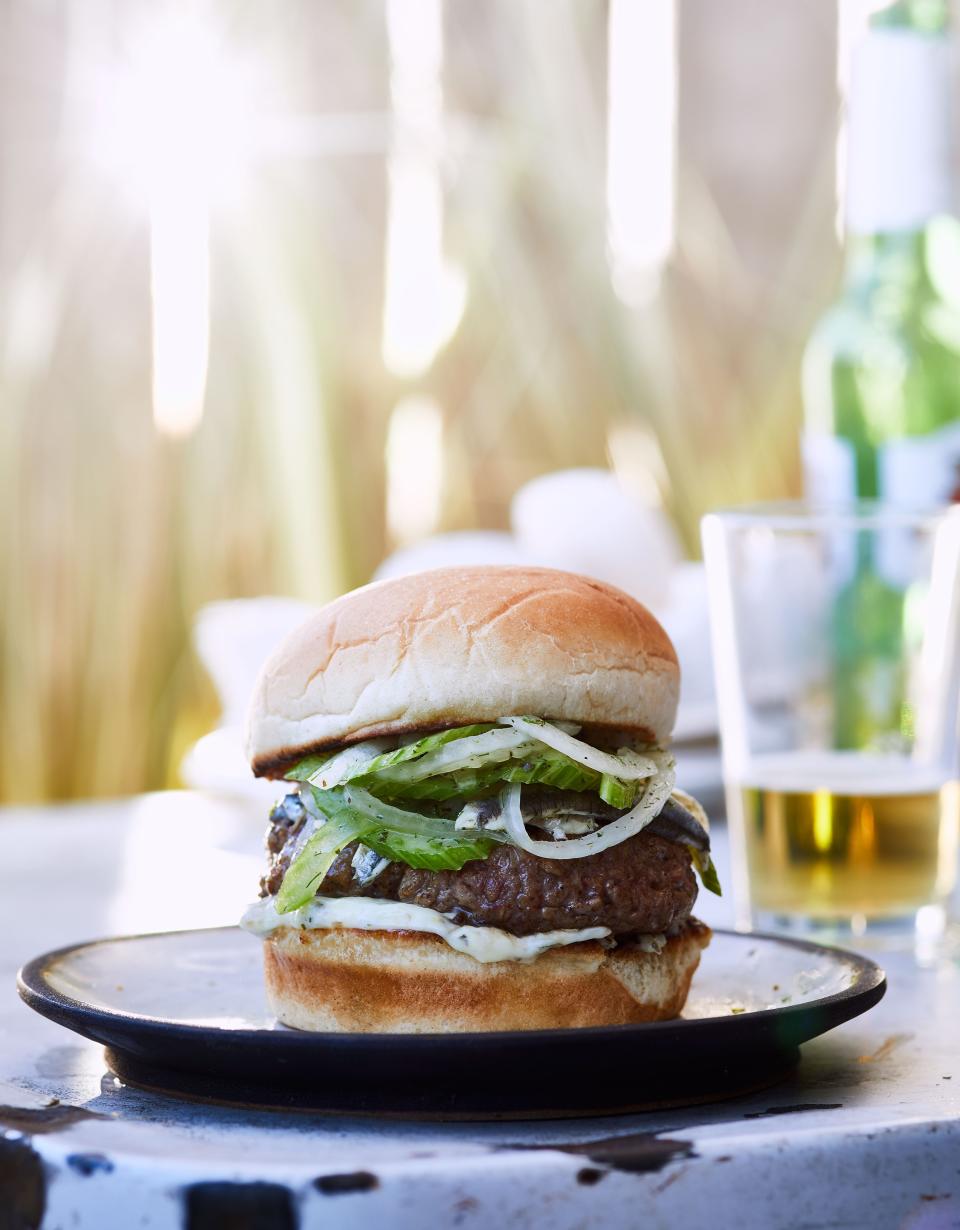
[510,468,682,610]
[181,597,314,801]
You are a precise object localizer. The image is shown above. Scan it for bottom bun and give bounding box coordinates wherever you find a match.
[262,919,711,1033]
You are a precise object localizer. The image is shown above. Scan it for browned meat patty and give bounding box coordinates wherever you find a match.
[392,832,695,936]
[260,796,697,937]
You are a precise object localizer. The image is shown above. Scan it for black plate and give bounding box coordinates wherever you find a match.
[17,927,885,1120]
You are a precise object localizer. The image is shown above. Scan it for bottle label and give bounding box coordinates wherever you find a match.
[805,423,960,586]
[846,30,952,234]
[803,423,960,506]
[880,420,960,506]
[802,432,857,505]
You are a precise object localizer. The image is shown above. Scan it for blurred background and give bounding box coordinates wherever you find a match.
[0,0,927,802]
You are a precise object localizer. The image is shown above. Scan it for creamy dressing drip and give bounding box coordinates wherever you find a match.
[241,895,626,964]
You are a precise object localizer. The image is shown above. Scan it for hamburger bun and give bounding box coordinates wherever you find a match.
[262,919,711,1033]
[246,565,707,1035]
[247,565,679,778]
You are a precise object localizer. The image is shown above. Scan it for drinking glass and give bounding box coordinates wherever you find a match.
[701,502,960,943]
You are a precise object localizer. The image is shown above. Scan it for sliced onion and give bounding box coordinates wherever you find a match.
[342,785,511,843]
[304,739,393,790]
[498,716,659,782]
[500,752,676,861]
[371,727,539,786]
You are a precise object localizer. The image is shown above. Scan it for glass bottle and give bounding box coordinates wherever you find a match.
[802,0,960,749]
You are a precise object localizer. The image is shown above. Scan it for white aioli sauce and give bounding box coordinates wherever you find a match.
[241,895,614,964]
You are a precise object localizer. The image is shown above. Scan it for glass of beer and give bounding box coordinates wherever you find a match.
[702,503,960,942]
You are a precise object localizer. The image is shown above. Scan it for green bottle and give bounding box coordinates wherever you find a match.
[802,0,960,749]
[803,0,960,509]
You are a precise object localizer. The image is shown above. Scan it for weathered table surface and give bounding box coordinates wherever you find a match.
[0,792,957,1230]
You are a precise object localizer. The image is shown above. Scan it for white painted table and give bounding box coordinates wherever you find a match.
[0,792,958,1230]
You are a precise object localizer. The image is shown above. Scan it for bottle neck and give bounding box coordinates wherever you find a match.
[842,230,926,287]
[871,0,949,35]
[845,27,953,237]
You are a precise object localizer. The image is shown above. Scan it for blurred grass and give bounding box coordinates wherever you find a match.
[0,0,838,801]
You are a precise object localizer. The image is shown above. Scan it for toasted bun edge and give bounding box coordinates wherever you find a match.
[262,919,711,1033]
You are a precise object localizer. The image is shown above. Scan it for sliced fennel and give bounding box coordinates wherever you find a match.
[372,747,603,802]
[598,773,640,809]
[285,718,651,816]
[275,813,368,913]
[275,716,709,882]
[362,727,539,788]
[360,827,497,872]
[275,784,505,909]
[292,741,390,790]
[340,785,509,842]
[498,716,660,782]
[499,751,677,861]
[347,724,495,777]
[285,724,494,787]
[285,749,336,783]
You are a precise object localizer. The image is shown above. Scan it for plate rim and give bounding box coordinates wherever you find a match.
[16,925,887,1047]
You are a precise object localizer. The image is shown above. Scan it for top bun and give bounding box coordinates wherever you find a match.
[247,566,679,778]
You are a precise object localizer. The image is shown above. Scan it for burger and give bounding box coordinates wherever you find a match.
[241,565,719,1033]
